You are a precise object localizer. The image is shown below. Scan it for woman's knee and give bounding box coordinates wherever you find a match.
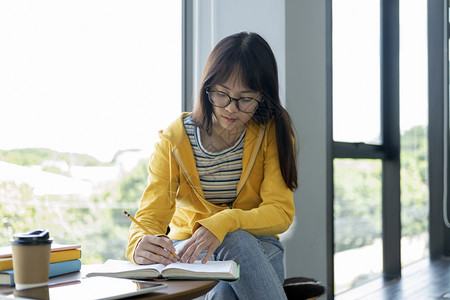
[223,230,259,246]
[216,230,258,255]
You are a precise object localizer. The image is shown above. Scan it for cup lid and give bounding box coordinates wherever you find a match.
[11,230,53,245]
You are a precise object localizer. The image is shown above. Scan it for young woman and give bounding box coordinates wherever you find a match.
[126,31,297,299]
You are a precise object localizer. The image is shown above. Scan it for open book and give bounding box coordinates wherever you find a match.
[86,259,239,281]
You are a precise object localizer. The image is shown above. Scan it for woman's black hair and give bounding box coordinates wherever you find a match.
[192,31,298,190]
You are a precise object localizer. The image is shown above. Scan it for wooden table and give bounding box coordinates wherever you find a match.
[128,280,218,300]
[0,265,218,300]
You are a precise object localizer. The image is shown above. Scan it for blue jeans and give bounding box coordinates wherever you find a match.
[174,230,287,300]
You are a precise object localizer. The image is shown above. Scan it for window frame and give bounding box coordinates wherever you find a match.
[327,0,450,297]
[327,0,402,295]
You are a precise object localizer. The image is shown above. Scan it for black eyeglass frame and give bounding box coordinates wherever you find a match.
[205,90,263,113]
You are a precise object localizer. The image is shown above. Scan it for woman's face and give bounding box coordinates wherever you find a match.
[209,74,261,134]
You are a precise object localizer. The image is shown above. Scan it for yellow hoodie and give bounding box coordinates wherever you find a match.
[126,112,295,263]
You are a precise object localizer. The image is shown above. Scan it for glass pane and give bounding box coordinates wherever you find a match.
[334,159,382,294]
[0,0,182,263]
[399,0,429,266]
[332,0,381,144]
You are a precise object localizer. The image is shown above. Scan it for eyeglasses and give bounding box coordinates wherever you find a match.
[206,90,262,113]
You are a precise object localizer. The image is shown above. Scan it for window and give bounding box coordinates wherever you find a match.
[333,159,382,293]
[332,0,384,293]
[332,0,381,145]
[0,1,182,263]
[332,0,429,295]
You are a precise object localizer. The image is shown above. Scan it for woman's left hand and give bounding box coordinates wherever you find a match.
[178,226,220,264]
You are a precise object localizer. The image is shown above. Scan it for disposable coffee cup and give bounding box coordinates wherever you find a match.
[14,285,49,300]
[11,230,53,290]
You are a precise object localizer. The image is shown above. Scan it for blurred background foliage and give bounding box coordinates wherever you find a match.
[0,158,147,264]
[334,125,428,252]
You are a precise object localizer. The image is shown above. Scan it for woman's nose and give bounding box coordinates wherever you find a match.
[225,99,240,113]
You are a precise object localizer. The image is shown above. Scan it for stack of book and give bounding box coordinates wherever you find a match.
[0,243,82,286]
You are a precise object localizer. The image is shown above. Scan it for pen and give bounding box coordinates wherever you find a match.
[123,211,180,260]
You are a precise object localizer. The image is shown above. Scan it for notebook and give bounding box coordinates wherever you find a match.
[86,259,239,281]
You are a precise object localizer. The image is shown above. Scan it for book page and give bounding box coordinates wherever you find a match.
[86,259,165,278]
[161,261,237,279]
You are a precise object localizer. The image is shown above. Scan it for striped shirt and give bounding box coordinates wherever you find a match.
[183,115,245,205]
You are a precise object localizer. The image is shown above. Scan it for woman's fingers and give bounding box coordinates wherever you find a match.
[202,245,217,264]
[178,226,219,263]
[135,251,171,265]
[134,235,179,265]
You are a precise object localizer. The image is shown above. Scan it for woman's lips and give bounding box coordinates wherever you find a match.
[222,115,237,122]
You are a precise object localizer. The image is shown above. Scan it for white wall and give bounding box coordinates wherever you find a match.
[192,0,285,105]
[192,0,329,292]
[284,0,328,288]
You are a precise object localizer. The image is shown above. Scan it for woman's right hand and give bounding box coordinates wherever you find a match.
[134,235,179,265]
